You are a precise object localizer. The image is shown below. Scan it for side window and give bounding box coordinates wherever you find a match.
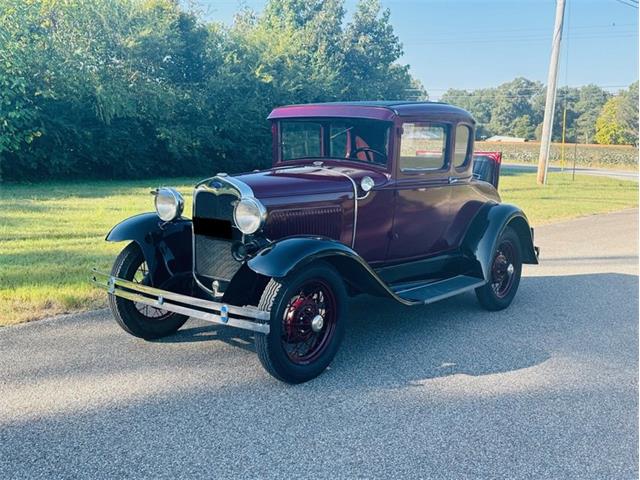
[280,122,322,161]
[454,125,471,168]
[399,123,447,172]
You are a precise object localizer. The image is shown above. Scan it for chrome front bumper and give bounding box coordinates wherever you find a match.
[91,269,270,334]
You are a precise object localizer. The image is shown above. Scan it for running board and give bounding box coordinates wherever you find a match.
[392,275,486,304]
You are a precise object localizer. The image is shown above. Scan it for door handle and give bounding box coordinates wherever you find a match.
[448,176,471,184]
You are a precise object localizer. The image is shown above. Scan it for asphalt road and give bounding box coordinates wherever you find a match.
[1,209,638,479]
[502,163,638,182]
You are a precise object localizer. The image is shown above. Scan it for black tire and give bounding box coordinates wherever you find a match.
[475,226,523,311]
[255,263,347,384]
[108,242,188,339]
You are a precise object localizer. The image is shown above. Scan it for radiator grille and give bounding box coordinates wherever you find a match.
[194,235,241,281]
[194,191,236,220]
[265,206,342,240]
[193,188,241,281]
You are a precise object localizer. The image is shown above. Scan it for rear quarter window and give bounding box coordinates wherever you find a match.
[454,125,472,168]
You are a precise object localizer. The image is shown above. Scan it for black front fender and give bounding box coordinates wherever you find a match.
[246,236,413,304]
[106,213,192,286]
[462,203,538,282]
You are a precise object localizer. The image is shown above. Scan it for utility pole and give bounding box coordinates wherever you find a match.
[537,0,566,185]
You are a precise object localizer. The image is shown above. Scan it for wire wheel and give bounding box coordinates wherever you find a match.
[131,261,171,319]
[280,279,338,365]
[491,239,517,299]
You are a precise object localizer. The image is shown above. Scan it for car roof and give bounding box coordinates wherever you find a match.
[268,101,474,123]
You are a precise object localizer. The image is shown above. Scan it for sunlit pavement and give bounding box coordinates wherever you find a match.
[1,209,637,479]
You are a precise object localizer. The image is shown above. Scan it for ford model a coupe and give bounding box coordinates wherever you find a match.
[93,101,539,383]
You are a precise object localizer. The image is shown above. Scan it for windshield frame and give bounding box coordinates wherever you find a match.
[275,118,393,169]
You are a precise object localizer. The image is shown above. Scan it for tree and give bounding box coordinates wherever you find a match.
[594,84,637,146]
[595,97,629,145]
[488,77,542,138]
[511,115,536,139]
[617,81,638,145]
[340,0,423,100]
[574,84,610,144]
[440,87,494,138]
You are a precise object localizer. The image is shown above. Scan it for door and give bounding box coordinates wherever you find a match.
[386,122,453,261]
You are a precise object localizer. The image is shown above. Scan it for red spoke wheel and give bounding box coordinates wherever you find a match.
[475,226,523,311]
[281,279,338,365]
[255,263,347,384]
[108,242,188,339]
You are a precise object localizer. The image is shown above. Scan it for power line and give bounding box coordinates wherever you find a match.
[427,84,630,93]
[614,0,639,8]
[401,22,637,39]
[402,31,637,46]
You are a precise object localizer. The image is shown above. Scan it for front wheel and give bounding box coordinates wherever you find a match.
[475,226,523,311]
[108,242,188,339]
[255,263,347,384]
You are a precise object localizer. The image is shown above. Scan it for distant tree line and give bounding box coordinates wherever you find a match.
[0,0,424,181]
[441,78,638,145]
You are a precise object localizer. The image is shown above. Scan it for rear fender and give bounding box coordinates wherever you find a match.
[462,203,538,281]
[106,213,192,286]
[246,236,412,304]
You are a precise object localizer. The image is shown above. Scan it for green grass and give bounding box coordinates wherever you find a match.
[499,171,637,224]
[0,172,637,326]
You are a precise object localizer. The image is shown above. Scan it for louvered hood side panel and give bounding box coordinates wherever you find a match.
[264,206,343,241]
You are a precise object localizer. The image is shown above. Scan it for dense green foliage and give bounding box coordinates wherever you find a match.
[1,0,636,182]
[441,79,638,145]
[0,0,424,181]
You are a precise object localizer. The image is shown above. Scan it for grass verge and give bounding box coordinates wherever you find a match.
[0,172,637,326]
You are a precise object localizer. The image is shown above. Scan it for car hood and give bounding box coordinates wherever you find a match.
[232,164,388,199]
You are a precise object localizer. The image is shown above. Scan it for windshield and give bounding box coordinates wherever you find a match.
[279,118,390,166]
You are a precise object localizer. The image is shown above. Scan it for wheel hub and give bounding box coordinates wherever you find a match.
[491,240,517,299]
[284,297,318,342]
[311,314,324,333]
[280,279,337,365]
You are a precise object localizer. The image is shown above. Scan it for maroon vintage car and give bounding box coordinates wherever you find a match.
[93,101,539,383]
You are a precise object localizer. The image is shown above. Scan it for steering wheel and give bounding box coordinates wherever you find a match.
[351,146,386,163]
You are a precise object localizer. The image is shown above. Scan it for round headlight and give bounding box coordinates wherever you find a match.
[233,198,266,235]
[154,187,184,222]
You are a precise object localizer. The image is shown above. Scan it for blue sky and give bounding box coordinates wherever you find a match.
[194,0,638,99]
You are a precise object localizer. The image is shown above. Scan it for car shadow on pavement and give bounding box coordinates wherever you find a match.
[152,323,256,352]
[150,272,637,389]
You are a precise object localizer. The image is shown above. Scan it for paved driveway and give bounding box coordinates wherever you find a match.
[1,210,637,479]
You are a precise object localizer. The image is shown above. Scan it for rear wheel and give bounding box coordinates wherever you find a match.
[255,263,347,384]
[475,226,522,311]
[108,242,188,339]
